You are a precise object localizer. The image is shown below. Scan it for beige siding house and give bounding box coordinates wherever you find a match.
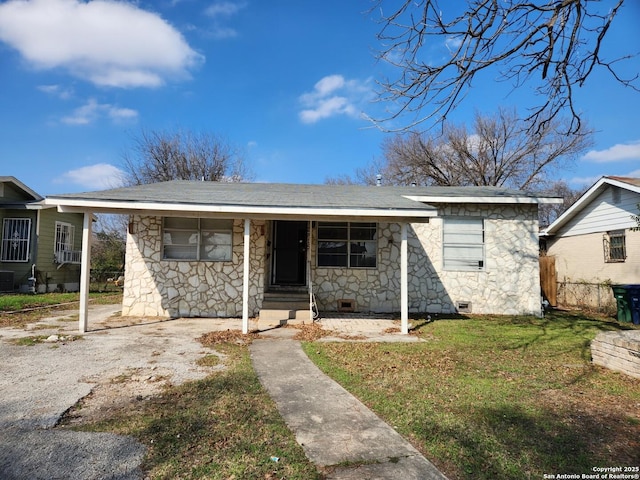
[46,181,560,333]
[542,176,640,309]
[0,177,84,292]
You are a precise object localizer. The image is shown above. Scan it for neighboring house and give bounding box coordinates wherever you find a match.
[541,176,640,309]
[45,181,560,333]
[0,177,84,293]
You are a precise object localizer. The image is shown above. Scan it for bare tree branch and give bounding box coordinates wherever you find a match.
[379,108,593,190]
[121,128,252,186]
[370,0,637,134]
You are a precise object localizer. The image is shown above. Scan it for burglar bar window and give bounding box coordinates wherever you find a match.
[1,218,31,262]
[604,230,626,263]
[55,222,75,255]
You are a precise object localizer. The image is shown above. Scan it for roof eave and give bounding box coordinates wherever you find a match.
[543,176,640,236]
[403,195,563,205]
[0,176,43,202]
[45,198,437,221]
[0,200,50,210]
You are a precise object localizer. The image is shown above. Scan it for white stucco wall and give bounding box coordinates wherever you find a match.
[123,204,542,318]
[547,230,640,285]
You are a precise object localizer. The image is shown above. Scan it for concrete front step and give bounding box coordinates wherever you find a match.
[261,301,309,310]
[258,308,312,328]
[259,290,312,328]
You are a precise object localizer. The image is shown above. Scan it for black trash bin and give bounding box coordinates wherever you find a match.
[625,285,640,325]
[611,285,631,323]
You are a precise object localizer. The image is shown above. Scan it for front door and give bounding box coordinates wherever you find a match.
[271,220,308,286]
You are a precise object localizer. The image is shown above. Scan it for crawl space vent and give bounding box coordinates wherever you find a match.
[456,301,472,313]
[337,299,356,313]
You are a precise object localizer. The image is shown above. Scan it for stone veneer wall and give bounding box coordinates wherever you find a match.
[122,216,266,318]
[311,204,541,315]
[123,204,541,318]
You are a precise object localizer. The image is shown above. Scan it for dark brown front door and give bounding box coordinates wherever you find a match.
[271,220,307,286]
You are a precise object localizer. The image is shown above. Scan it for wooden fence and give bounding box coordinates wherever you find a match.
[539,256,557,306]
[539,256,615,313]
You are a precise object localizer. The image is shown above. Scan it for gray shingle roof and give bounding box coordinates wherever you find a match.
[48,181,546,206]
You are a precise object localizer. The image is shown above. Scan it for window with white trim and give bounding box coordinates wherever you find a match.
[443,218,485,271]
[1,218,31,262]
[163,218,233,261]
[55,222,75,256]
[317,222,377,268]
[604,230,626,263]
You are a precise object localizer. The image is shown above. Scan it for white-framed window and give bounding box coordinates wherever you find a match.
[317,222,377,268]
[163,218,233,261]
[443,217,485,271]
[1,218,31,262]
[55,222,75,255]
[604,230,626,263]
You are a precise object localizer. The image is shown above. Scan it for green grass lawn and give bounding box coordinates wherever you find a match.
[0,291,123,327]
[303,311,640,479]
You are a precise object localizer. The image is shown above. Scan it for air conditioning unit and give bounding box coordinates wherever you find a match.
[0,270,14,292]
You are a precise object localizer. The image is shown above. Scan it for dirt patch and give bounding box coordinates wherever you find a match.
[60,367,174,426]
[199,329,259,346]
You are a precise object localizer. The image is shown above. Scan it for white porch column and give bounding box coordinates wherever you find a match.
[242,218,250,334]
[400,222,409,334]
[78,211,92,333]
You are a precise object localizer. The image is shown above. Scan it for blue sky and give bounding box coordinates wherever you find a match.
[0,0,639,197]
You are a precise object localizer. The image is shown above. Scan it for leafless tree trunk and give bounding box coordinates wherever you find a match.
[371,0,637,134]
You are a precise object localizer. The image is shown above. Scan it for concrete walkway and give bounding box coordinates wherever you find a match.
[250,337,448,480]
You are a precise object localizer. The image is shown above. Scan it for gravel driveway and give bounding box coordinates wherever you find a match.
[0,304,241,480]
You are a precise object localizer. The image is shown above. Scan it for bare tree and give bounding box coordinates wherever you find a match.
[538,180,585,227]
[371,0,638,134]
[122,129,252,185]
[379,108,592,190]
[325,159,384,186]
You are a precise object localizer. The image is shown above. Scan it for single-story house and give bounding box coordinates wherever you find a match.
[541,176,640,309]
[1,176,84,293]
[45,181,561,334]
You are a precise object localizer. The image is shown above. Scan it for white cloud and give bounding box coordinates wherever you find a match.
[57,163,126,190]
[445,36,463,51]
[203,1,246,39]
[567,175,601,187]
[0,0,203,88]
[61,98,138,125]
[205,1,247,18]
[299,74,370,124]
[582,140,640,162]
[37,84,73,99]
[300,96,356,124]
